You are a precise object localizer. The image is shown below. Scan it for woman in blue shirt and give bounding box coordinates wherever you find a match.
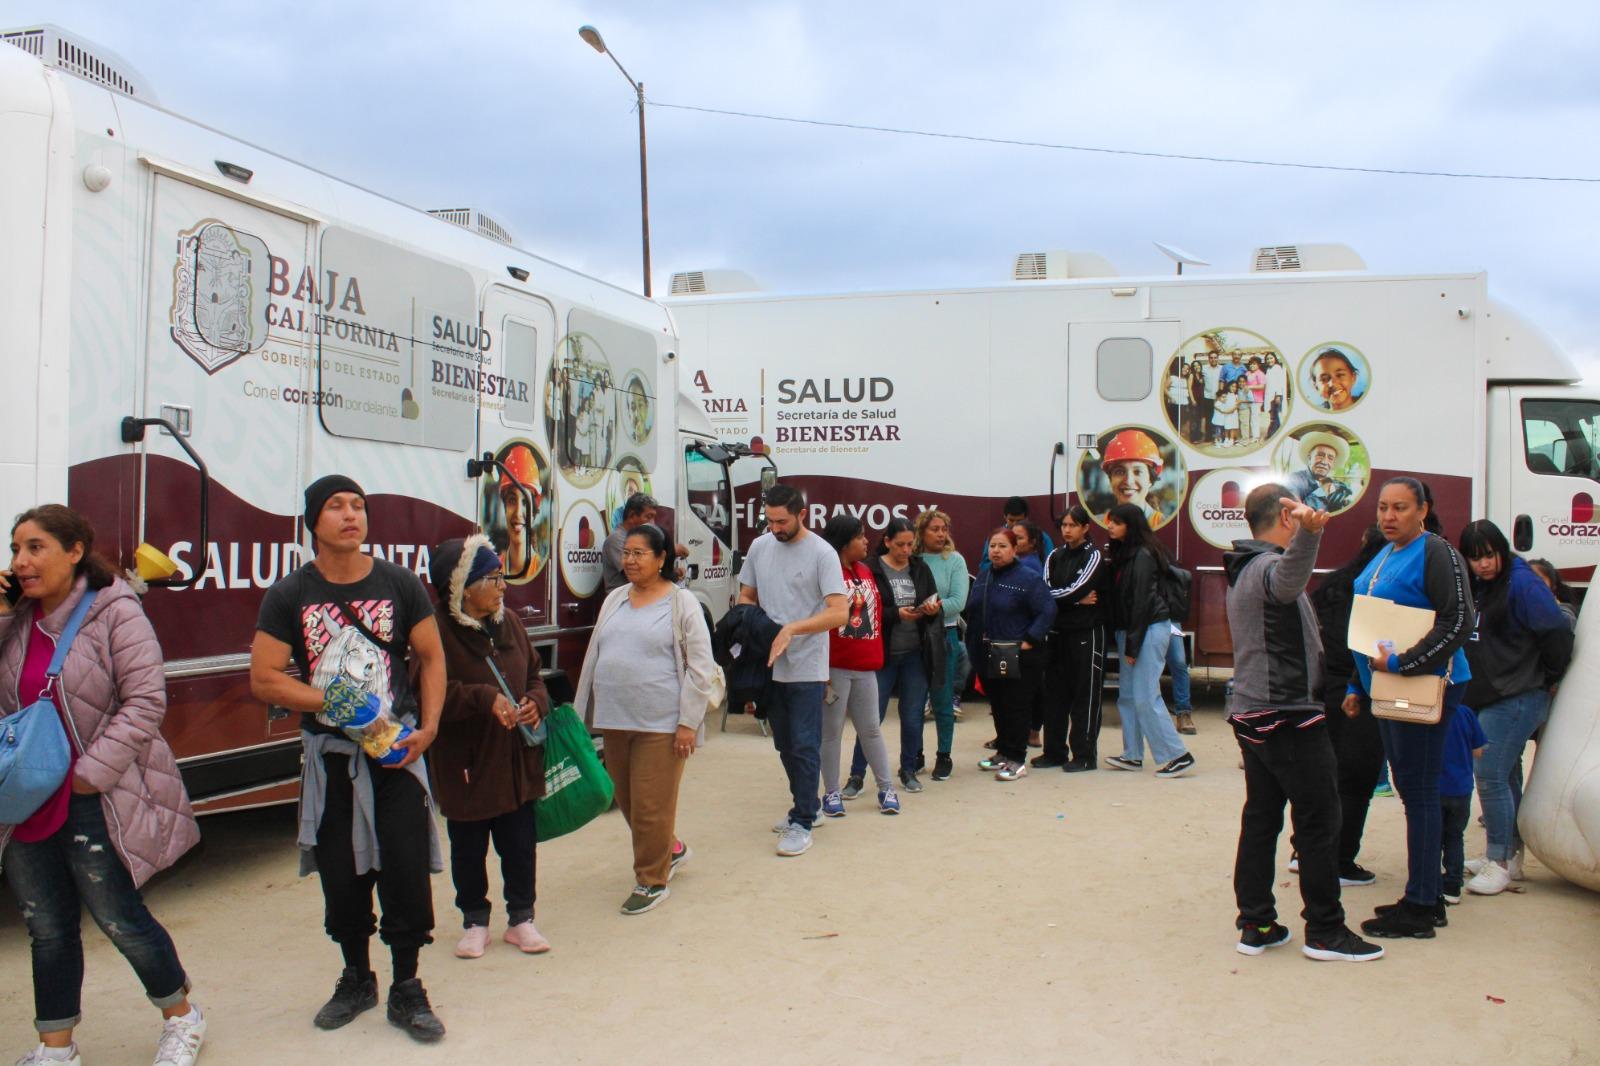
[1342,478,1474,940]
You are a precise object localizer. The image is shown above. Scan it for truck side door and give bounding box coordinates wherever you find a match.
[1503,389,1600,584]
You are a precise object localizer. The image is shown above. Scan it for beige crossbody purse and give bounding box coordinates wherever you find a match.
[1365,545,1449,725]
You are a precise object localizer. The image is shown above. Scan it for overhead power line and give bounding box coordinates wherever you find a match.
[651,100,1600,184]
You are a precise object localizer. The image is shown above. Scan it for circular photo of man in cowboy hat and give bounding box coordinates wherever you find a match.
[1078,425,1187,530]
[1272,423,1370,516]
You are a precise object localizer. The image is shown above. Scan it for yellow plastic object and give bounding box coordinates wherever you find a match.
[134,543,179,581]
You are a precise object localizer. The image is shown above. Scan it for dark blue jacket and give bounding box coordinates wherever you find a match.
[1464,556,1573,708]
[967,560,1056,663]
[713,603,783,707]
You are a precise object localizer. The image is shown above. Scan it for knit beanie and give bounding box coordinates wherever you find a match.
[304,474,366,529]
[429,534,503,628]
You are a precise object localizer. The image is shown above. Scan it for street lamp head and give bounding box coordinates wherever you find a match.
[578,25,606,54]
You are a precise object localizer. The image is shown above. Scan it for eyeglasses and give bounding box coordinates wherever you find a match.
[621,549,658,560]
[474,574,507,587]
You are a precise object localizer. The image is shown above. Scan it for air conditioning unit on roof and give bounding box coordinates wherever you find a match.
[427,208,514,246]
[668,270,763,295]
[1251,243,1366,272]
[1012,250,1117,281]
[1,24,158,103]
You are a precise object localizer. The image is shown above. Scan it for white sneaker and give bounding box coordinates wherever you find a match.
[1466,860,1512,896]
[16,1046,81,1066]
[454,925,490,958]
[153,1007,206,1066]
[776,824,813,857]
[1464,855,1489,877]
[1508,849,1526,881]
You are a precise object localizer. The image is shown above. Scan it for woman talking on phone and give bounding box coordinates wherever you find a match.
[0,505,205,1066]
[1344,478,1474,940]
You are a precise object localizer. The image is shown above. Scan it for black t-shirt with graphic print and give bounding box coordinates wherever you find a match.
[256,559,434,735]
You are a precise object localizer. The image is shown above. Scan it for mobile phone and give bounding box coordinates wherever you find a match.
[2,577,22,608]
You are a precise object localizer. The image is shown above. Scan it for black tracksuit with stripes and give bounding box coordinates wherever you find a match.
[1043,541,1109,764]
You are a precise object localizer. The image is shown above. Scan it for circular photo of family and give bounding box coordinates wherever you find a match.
[606,456,655,530]
[543,331,617,488]
[1078,425,1187,531]
[1272,423,1371,517]
[1299,343,1370,414]
[1161,327,1292,458]
[478,439,553,585]
[622,371,654,447]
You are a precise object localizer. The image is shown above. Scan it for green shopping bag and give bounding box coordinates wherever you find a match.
[535,703,614,842]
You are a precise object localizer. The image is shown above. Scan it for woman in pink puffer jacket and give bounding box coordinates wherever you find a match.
[0,505,205,1066]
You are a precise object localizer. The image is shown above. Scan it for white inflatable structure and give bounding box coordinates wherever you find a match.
[1520,596,1600,892]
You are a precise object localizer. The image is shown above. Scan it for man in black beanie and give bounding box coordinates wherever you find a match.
[249,474,450,1042]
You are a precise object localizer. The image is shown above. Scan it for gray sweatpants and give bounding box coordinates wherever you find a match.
[822,668,893,794]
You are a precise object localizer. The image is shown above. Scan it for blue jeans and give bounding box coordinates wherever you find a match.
[1378,682,1464,905]
[767,681,824,830]
[1474,688,1550,861]
[1115,624,1188,765]
[925,626,962,755]
[1165,625,1191,713]
[3,794,189,1032]
[853,651,930,776]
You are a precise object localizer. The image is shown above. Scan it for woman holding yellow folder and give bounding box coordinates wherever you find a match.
[1341,478,1474,940]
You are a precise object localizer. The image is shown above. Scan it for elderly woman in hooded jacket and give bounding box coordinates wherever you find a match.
[0,505,204,1066]
[424,534,551,961]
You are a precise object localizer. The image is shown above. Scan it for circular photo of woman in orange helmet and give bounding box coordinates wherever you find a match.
[479,439,553,585]
[1078,425,1187,531]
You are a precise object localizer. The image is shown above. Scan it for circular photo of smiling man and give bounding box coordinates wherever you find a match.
[1299,343,1371,414]
[1078,425,1187,531]
[1273,423,1370,516]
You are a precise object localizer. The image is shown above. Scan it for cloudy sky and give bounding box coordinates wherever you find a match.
[11,1,1600,370]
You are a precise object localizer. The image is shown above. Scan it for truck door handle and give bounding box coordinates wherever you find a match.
[1513,514,1534,552]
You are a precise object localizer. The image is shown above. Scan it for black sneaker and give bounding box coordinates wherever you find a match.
[1104,756,1143,772]
[841,775,865,801]
[1155,752,1196,778]
[1030,755,1066,769]
[1236,922,1292,956]
[1339,862,1377,886]
[914,752,927,773]
[1374,896,1448,928]
[931,753,953,781]
[1360,900,1438,939]
[314,967,378,1030]
[898,768,924,794]
[1063,758,1096,773]
[1302,927,1385,962]
[387,978,445,1043]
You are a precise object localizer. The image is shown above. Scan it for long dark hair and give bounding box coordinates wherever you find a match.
[11,504,118,590]
[1460,519,1515,630]
[1012,519,1046,562]
[624,523,676,581]
[1105,503,1169,567]
[1060,504,1097,548]
[876,516,916,557]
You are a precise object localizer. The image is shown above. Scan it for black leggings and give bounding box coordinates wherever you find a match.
[1323,692,1385,866]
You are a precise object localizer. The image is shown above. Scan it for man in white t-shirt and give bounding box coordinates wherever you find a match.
[738,485,848,856]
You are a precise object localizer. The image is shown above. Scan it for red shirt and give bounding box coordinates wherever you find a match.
[829,562,885,672]
[12,619,77,842]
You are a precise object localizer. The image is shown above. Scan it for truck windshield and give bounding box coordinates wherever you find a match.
[1522,399,1600,483]
[685,449,732,546]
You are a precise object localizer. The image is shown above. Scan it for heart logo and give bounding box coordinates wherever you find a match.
[711,541,722,565]
[578,516,593,548]
[1572,493,1594,523]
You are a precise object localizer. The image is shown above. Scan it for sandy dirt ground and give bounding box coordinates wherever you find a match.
[1,693,1597,1065]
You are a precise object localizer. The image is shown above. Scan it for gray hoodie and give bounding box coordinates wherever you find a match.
[1223,527,1325,736]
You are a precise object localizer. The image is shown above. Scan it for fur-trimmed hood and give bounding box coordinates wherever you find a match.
[429,533,504,630]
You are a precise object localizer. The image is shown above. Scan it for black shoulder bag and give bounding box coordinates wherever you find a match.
[981,574,1023,680]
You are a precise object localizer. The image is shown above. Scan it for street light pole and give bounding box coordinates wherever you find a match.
[579,25,651,297]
